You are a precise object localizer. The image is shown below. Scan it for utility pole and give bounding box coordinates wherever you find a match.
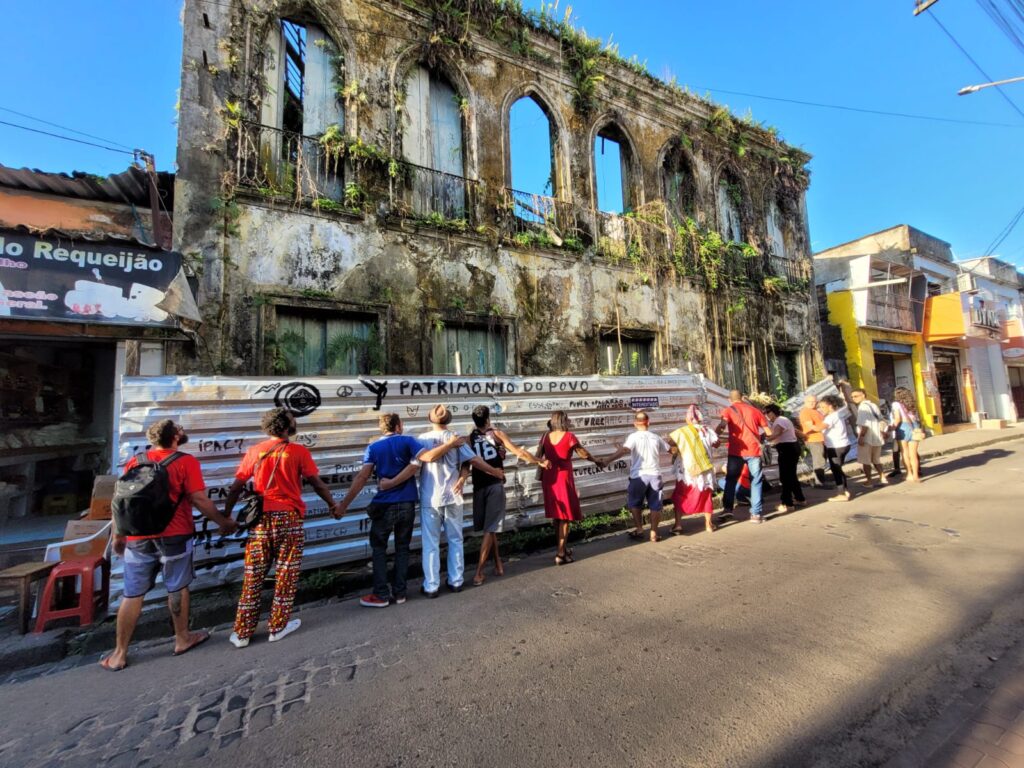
[913,0,940,15]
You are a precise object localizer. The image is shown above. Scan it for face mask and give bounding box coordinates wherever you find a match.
[178,432,189,446]
[288,423,297,436]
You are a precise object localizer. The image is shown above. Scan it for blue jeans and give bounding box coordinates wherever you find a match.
[717,478,750,504]
[367,501,416,600]
[420,502,465,592]
[723,455,763,517]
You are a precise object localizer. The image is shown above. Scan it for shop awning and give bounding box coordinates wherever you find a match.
[872,340,915,355]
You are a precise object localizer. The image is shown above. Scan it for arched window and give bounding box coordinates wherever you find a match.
[402,64,466,219]
[506,94,563,234]
[594,124,634,214]
[765,197,786,260]
[662,142,696,221]
[260,19,344,138]
[716,171,744,242]
[239,18,345,201]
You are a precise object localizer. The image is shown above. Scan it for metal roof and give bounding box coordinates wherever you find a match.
[0,164,174,211]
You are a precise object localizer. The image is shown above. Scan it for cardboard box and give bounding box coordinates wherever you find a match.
[87,475,118,520]
[57,520,110,561]
[41,493,78,516]
[982,418,1007,430]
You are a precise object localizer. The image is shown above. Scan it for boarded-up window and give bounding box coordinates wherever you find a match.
[766,198,786,260]
[770,350,801,399]
[600,334,653,375]
[720,345,748,391]
[432,324,507,375]
[262,20,342,137]
[403,65,465,218]
[257,19,344,200]
[662,144,695,221]
[716,176,743,242]
[275,310,379,375]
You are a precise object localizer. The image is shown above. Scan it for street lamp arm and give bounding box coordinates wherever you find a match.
[959,75,1024,95]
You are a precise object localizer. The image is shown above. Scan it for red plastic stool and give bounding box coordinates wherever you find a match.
[34,557,110,633]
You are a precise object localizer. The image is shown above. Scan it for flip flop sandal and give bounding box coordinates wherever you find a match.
[99,656,127,672]
[649,534,664,543]
[472,575,486,586]
[627,530,645,540]
[173,630,211,657]
[670,528,685,536]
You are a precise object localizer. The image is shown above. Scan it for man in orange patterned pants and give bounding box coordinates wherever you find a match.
[223,408,336,646]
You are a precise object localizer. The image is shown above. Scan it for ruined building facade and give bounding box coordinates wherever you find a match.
[173,0,823,395]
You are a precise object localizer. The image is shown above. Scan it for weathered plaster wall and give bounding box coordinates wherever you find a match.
[171,0,823,389]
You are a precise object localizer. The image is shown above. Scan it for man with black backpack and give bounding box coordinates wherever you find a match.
[102,419,237,671]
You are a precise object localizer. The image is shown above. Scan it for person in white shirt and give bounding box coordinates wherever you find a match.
[600,411,671,542]
[377,405,505,597]
[820,395,853,501]
[764,404,805,512]
[850,388,889,488]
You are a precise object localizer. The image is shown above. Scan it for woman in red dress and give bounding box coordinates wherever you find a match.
[538,411,603,565]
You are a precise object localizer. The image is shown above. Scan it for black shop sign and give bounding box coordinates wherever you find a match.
[0,231,181,327]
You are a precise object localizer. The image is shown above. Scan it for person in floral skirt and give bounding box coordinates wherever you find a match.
[223,408,336,646]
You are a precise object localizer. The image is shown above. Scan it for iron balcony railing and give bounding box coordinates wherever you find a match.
[970,307,1000,329]
[499,188,586,247]
[395,162,478,223]
[235,120,344,204]
[769,254,810,284]
[866,291,917,331]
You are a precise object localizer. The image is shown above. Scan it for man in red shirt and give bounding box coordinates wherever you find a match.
[101,420,237,671]
[224,408,336,646]
[717,389,769,524]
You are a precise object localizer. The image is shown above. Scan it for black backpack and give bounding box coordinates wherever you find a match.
[112,452,185,536]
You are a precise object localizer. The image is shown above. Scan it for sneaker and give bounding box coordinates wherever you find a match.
[360,594,390,608]
[886,470,902,478]
[750,515,764,524]
[777,504,790,513]
[878,476,889,486]
[392,594,407,605]
[420,587,439,599]
[738,498,751,507]
[446,583,464,593]
[269,619,301,643]
[228,632,249,649]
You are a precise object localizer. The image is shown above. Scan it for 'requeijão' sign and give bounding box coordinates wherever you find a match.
[0,231,181,326]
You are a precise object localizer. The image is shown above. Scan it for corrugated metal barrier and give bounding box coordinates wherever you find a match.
[117,374,730,591]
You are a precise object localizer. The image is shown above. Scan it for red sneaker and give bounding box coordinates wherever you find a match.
[359,594,390,608]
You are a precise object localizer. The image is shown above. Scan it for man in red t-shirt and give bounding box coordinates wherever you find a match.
[717,389,769,523]
[223,408,335,646]
[101,420,237,671]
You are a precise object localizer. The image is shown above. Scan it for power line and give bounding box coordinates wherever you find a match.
[0,119,136,155]
[983,203,1024,255]
[0,106,135,150]
[975,0,1024,56]
[688,85,1020,128]
[927,10,1024,122]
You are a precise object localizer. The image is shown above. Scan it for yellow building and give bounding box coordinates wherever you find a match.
[814,225,962,434]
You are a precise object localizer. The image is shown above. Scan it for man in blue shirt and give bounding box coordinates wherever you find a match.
[334,412,462,607]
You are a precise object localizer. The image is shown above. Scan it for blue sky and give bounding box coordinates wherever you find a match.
[2,0,1022,265]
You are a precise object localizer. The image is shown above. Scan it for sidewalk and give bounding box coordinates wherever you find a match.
[1,422,1022,678]
[887,633,1024,768]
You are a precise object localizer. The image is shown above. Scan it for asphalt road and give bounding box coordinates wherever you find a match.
[2,441,1023,768]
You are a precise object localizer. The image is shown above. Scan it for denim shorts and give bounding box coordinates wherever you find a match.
[627,475,664,512]
[123,534,194,598]
[896,424,913,442]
